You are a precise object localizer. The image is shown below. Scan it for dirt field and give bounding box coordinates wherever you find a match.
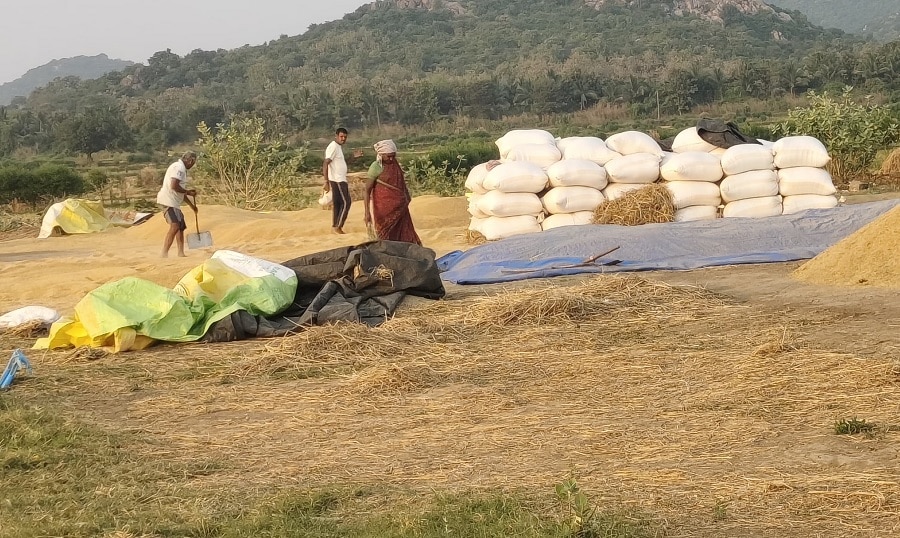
[2,193,899,536]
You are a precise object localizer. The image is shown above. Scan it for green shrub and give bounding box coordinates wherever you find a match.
[84,169,110,191]
[0,164,85,205]
[774,88,900,179]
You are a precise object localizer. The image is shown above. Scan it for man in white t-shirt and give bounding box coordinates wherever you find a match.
[156,151,198,257]
[323,127,350,234]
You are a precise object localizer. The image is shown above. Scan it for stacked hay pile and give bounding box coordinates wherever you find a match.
[592,183,675,226]
[793,205,900,288]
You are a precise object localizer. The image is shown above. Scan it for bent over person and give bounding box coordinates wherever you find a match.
[157,151,198,257]
[364,139,421,245]
[323,127,350,234]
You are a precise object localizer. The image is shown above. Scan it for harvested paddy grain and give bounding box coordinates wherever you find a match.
[794,204,900,288]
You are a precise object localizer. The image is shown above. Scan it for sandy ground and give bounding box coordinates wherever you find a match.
[2,192,898,355]
[0,195,470,315]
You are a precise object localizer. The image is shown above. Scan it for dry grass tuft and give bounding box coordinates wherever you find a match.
[592,184,675,226]
[2,320,46,338]
[67,346,110,361]
[878,147,900,176]
[751,327,798,357]
[464,228,487,245]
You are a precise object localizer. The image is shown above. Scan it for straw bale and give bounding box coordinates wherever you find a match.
[878,147,900,175]
[592,183,675,225]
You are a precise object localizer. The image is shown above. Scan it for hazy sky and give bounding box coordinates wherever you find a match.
[0,0,372,84]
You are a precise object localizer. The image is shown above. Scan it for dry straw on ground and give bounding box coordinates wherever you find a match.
[463,228,487,245]
[592,183,675,225]
[18,274,900,536]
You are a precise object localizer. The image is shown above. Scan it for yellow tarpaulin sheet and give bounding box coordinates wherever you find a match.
[34,250,298,352]
[38,199,109,238]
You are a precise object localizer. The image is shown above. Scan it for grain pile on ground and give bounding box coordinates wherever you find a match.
[20,273,900,536]
[793,205,900,288]
[592,183,675,225]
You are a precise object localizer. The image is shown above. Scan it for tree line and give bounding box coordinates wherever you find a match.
[0,1,898,159]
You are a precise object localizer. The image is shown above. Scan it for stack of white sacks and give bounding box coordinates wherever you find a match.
[772,136,838,214]
[465,128,838,240]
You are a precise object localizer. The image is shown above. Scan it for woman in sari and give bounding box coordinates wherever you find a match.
[363,140,422,245]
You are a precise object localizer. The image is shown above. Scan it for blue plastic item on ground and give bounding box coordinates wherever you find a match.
[0,349,33,389]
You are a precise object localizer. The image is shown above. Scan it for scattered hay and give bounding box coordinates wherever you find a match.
[344,362,442,397]
[464,228,487,245]
[1,320,45,338]
[67,347,110,361]
[592,183,675,226]
[13,273,900,536]
[750,327,798,357]
[369,264,395,285]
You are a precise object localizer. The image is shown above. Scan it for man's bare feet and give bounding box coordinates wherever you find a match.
[332,227,345,234]
[177,252,187,257]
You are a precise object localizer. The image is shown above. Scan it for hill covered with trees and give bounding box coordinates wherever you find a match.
[0,54,134,106]
[0,0,897,158]
[765,0,900,41]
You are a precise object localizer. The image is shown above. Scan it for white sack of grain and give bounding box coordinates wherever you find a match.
[660,151,724,182]
[605,130,665,157]
[541,211,595,230]
[547,159,609,189]
[468,216,488,233]
[777,167,837,196]
[782,194,838,214]
[772,136,831,168]
[475,189,544,217]
[723,195,783,218]
[496,129,556,158]
[557,136,621,165]
[481,161,549,193]
[479,215,543,241]
[674,205,719,222]
[505,143,562,170]
[671,126,719,153]
[719,170,779,203]
[467,194,489,218]
[665,180,722,209]
[541,186,606,214]
[464,162,491,194]
[604,153,662,184]
[720,143,775,175]
[603,183,649,200]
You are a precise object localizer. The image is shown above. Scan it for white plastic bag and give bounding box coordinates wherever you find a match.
[318,189,333,207]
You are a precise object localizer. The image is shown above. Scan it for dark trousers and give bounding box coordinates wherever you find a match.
[330,181,351,228]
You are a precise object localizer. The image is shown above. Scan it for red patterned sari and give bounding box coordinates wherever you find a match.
[372,160,421,245]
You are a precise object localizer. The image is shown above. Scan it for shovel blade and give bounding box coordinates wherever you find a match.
[187,231,213,249]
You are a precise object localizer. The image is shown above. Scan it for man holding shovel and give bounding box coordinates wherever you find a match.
[157,151,198,257]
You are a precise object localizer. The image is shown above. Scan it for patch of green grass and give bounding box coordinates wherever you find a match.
[834,417,878,436]
[0,397,661,537]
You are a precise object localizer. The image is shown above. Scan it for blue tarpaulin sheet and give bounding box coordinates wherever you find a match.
[438,200,900,285]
